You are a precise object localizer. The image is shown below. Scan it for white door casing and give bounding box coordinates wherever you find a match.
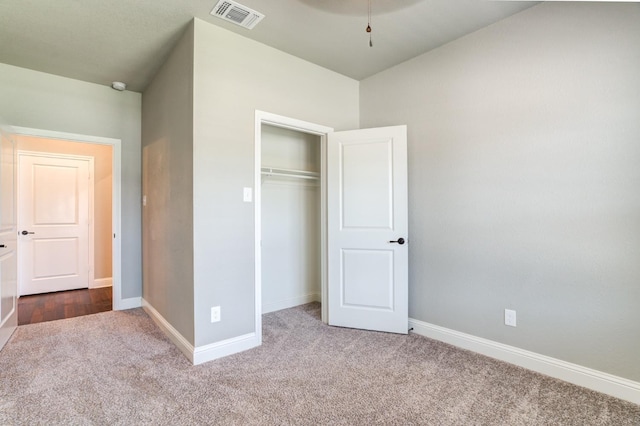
[10,126,125,310]
[327,125,408,334]
[0,125,17,350]
[254,110,333,345]
[18,153,92,296]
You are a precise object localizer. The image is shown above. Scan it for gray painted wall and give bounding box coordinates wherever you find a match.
[141,24,195,344]
[360,3,640,381]
[0,63,142,299]
[191,19,359,346]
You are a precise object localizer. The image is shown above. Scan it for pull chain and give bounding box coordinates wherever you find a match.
[366,0,372,47]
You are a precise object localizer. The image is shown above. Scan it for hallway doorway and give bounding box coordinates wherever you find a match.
[15,134,114,322]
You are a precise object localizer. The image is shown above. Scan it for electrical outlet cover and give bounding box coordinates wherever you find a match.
[505,309,517,327]
[211,306,221,323]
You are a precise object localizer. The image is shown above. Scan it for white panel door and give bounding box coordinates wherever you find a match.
[0,126,17,350]
[327,125,408,334]
[18,154,90,295]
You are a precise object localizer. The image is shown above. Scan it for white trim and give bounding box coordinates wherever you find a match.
[118,297,142,310]
[262,293,321,314]
[91,277,112,289]
[0,249,17,339]
[409,318,640,405]
[142,298,194,362]
[254,113,263,349]
[0,125,17,351]
[11,127,119,146]
[256,112,335,137]
[10,126,125,311]
[142,298,259,365]
[319,133,328,325]
[254,111,333,348]
[193,332,260,365]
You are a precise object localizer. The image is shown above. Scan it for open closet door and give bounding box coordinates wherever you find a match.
[327,125,408,334]
[0,124,18,350]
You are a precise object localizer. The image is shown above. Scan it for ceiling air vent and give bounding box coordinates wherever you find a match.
[210,0,265,30]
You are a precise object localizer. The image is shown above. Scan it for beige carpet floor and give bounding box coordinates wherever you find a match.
[0,303,638,425]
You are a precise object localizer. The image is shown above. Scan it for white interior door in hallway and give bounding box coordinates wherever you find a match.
[18,153,92,296]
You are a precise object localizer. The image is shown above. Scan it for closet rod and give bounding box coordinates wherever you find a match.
[261,167,319,180]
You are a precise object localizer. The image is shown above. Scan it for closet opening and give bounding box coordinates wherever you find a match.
[254,111,334,340]
[261,124,321,314]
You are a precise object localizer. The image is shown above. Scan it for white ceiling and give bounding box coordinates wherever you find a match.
[0,0,539,92]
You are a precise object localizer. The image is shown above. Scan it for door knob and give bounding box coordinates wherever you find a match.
[21,230,35,235]
[389,237,405,245]
[0,244,6,248]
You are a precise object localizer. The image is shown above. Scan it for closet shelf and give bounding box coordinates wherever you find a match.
[261,167,319,180]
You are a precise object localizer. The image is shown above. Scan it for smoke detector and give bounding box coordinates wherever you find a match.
[210,0,265,30]
[111,81,126,91]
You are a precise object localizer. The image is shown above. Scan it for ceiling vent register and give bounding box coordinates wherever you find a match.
[210,0,265,30]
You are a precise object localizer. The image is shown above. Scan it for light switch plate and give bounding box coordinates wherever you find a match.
[243,187,252,202]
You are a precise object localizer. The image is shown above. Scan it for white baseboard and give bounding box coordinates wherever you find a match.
[408,318,640,405]
[115,296,142,310]
[193,332,260,365]
[141,298,260,365]
[262,293,321,314]
[142,298,195,363]
[91,277,112,289]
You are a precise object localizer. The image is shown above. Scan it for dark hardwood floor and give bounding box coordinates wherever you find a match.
[18,287,112,326]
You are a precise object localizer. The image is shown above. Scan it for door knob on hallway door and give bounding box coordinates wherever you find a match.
[389,238,405,245]
[21,230,35,235]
